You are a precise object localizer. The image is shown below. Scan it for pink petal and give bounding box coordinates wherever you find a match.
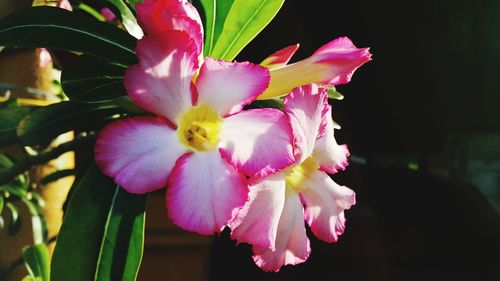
[124,31,198,124]
[260,44,300,69]
[195,58,270,116]
[94,117,186,194]
[136,0,203,54]
[314,105,350,174]
[166,151,248,235]
[259,37,371,99]
[283,84,329,163]
[252,192,310,272]
[230,173,286,250]
[311,36,372,85]
[219,109,295,179]
[300,170,356,243]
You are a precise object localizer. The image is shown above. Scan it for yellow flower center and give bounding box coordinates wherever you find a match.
[177,105,222,152]
[284,156,319,193]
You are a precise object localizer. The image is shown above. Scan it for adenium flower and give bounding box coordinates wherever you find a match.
[230,84,356,272]
[94,0,295,235]
[259,38,372,99]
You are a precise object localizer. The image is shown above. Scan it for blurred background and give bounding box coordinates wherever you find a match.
[0,0,499,280]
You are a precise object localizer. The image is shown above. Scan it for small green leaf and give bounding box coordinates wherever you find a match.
[0,106,32,148]
[22,244,51,281]
[0,196,4,215]
[204,0,285,60]
[0,7,137,65]
[6,202,21,236]
[22,276,42,281]
[51,164,146,281]
[106,0,144,39]
[0,154,14,169]
[61,60,127,103]
[22,198,47,244]
[327,86,344,100]
[17,101,124,146]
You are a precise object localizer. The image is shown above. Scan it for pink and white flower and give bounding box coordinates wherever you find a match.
[231,84,356,272]
[94,0,295,235]
[259,37,372,99]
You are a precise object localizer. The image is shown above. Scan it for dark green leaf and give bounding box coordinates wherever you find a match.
[17,101,124,146]
[0,196,4,215]
[106,0,144,39]
[51,164,146,281]
[94,187,146,281]
[0,106,32,147]
[6,202,21,236]
[244,99,283,110]
[0,154,14,169]
[0,7,137,65]
[41,169,75,185]
[62,60,127,103]
[202,0,285,60]
[22,244,51,281]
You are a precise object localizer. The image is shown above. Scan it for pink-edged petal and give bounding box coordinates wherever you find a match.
[124,31,198,124]
[94,116,186,194]
[311,36,372,85]
[284,84,329,163]
[300,170,356,243]
[136,0,203,53]
[252,191,310,272]
[195,58,270,116]
[314,105,350,174]
[259,37,371,99]
[261,44,300,69]
[166,150,248,235]
[219,109,295,179]
[230,173,286,250]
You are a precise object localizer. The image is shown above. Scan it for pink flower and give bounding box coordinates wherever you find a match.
[259,37,372,99]
[230,84,356,272]
[94,0,295,235]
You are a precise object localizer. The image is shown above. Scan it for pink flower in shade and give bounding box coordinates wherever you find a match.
[258,37,372,99]
[57,0,73,11]
[94,0,295,235]
[230,84,356,272]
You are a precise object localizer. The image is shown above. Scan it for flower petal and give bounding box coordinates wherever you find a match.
[252,191,310,272]
[94,116,186,194]
[195,58,270,116]
[311,36,372,85]
[124,31,198,124]
[167,151,248,235]
[260,44,300,69]
[219,109,295,179]
[314,105,350,174]
[230,173,286,250]
[136,0,203,53]
[259,37,371,99]
[300,170,356,243]
[284,84,329,163]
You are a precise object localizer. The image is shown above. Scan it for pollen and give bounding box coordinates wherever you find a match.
[177,104,222,151]
[284,156,319,193]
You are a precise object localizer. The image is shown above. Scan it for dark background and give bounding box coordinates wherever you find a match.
[209,0,500,280]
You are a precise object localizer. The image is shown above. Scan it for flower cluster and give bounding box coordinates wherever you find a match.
[94,0,371,272]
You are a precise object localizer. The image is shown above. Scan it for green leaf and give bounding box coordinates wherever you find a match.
[61,60,127,103]
[203,0,285,60]
[0,106,32,148]
[94,186,146,281]
[22,244,51,281]
[51,164,146,281]
[17,101,124,146]
[0,196,4,215]
[22,198,47,244]
[0,7,137,65]
[5,202,21,236]
[22,276,42,281]
[106,0,144,39]
[327,86,344,100]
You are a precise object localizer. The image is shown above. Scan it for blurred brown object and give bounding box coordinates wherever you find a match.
[138,191,213,281]
[0,0,32,19]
